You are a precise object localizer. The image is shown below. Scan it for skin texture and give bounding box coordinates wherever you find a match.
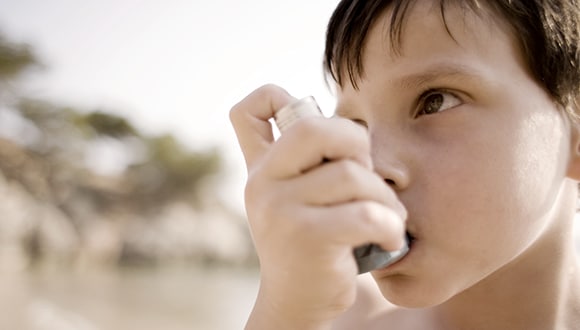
[230,1,580,329]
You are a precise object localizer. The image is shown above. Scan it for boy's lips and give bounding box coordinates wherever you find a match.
[372,230,417,273]
[406,231,416,248]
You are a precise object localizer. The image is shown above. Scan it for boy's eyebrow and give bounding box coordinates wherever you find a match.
[334,62,487,118]
[395,62,487,90]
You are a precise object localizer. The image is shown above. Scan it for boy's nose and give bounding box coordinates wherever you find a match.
[369,129,411,191]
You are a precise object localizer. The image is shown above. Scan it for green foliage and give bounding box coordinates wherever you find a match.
[18,98,71,126]
[78,111,138,138]
[16,98,83,155]
[0,30,223,213]
[18,100,136,138]
[0,35,39,79]
[148,134,221,187]
[0,28,242,269]
[128,134,222,206]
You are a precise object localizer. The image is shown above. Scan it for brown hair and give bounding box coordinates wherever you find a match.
[323,0,580,116]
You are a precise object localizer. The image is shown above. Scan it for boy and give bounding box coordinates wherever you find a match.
[230,0,580,329]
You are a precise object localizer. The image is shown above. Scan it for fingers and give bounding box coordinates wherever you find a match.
[230,84,297,170]
[262,116,373,178]
[233,85,406,257]
[247,166,407,253]
[230,84,372,180]
[289,160,403,212]
[305,201,406,251]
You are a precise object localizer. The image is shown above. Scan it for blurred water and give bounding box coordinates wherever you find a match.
[1,223,578,330]
[0,266,259,330]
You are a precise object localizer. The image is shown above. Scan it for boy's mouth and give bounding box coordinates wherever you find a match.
[406,231,416,248]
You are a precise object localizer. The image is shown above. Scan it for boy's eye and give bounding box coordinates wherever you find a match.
[416,90,461,116]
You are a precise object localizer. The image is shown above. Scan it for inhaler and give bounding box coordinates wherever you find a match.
[274,96,410,273]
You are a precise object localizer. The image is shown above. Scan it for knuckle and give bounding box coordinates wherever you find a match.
[334,160,362,185]
[355,202,382,228]
[290,116,323,137]
[319,119,371,165]
[244,172,298,228]
[352,132,371,155]
[229,84,285,123]
[334,117,370,147]
[255,83,282,97]
[398,204,408,222]
[229,102,243,124]
[253,84,288,108]
[229,97,250,126]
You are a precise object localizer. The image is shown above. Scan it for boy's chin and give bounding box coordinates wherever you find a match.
[377,281,456,309]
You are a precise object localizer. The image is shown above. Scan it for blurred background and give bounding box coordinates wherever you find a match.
[0,1,339,329]
[3,1,580,330]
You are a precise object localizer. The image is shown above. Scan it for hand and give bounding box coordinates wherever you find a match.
[230,84,407,329]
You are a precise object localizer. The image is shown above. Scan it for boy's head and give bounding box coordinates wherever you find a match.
[320,0,580,307]
[324,0,580,119]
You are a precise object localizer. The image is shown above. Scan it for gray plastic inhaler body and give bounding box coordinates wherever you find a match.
[273,96,409,274]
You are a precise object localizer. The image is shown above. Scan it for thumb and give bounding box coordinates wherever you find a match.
[230,84,296,170]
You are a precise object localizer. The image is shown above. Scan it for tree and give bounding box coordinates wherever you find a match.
[0,32,223,212]
[0,34,38,79]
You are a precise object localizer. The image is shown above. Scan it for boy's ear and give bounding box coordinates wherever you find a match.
[567,118,580,180]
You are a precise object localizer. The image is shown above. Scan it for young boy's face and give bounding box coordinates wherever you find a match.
[335,2,576,307]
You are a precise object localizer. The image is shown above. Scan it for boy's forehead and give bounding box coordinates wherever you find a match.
[353,2,516,80]
[330,0,518,91]
[371,1,506,60]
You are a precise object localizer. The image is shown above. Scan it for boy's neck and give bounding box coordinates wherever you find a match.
[431,211,580,330]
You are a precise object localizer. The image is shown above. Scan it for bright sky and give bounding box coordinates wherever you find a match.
[0,0,340,211]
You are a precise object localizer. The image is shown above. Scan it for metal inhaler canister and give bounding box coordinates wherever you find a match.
[274,96,410,274]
